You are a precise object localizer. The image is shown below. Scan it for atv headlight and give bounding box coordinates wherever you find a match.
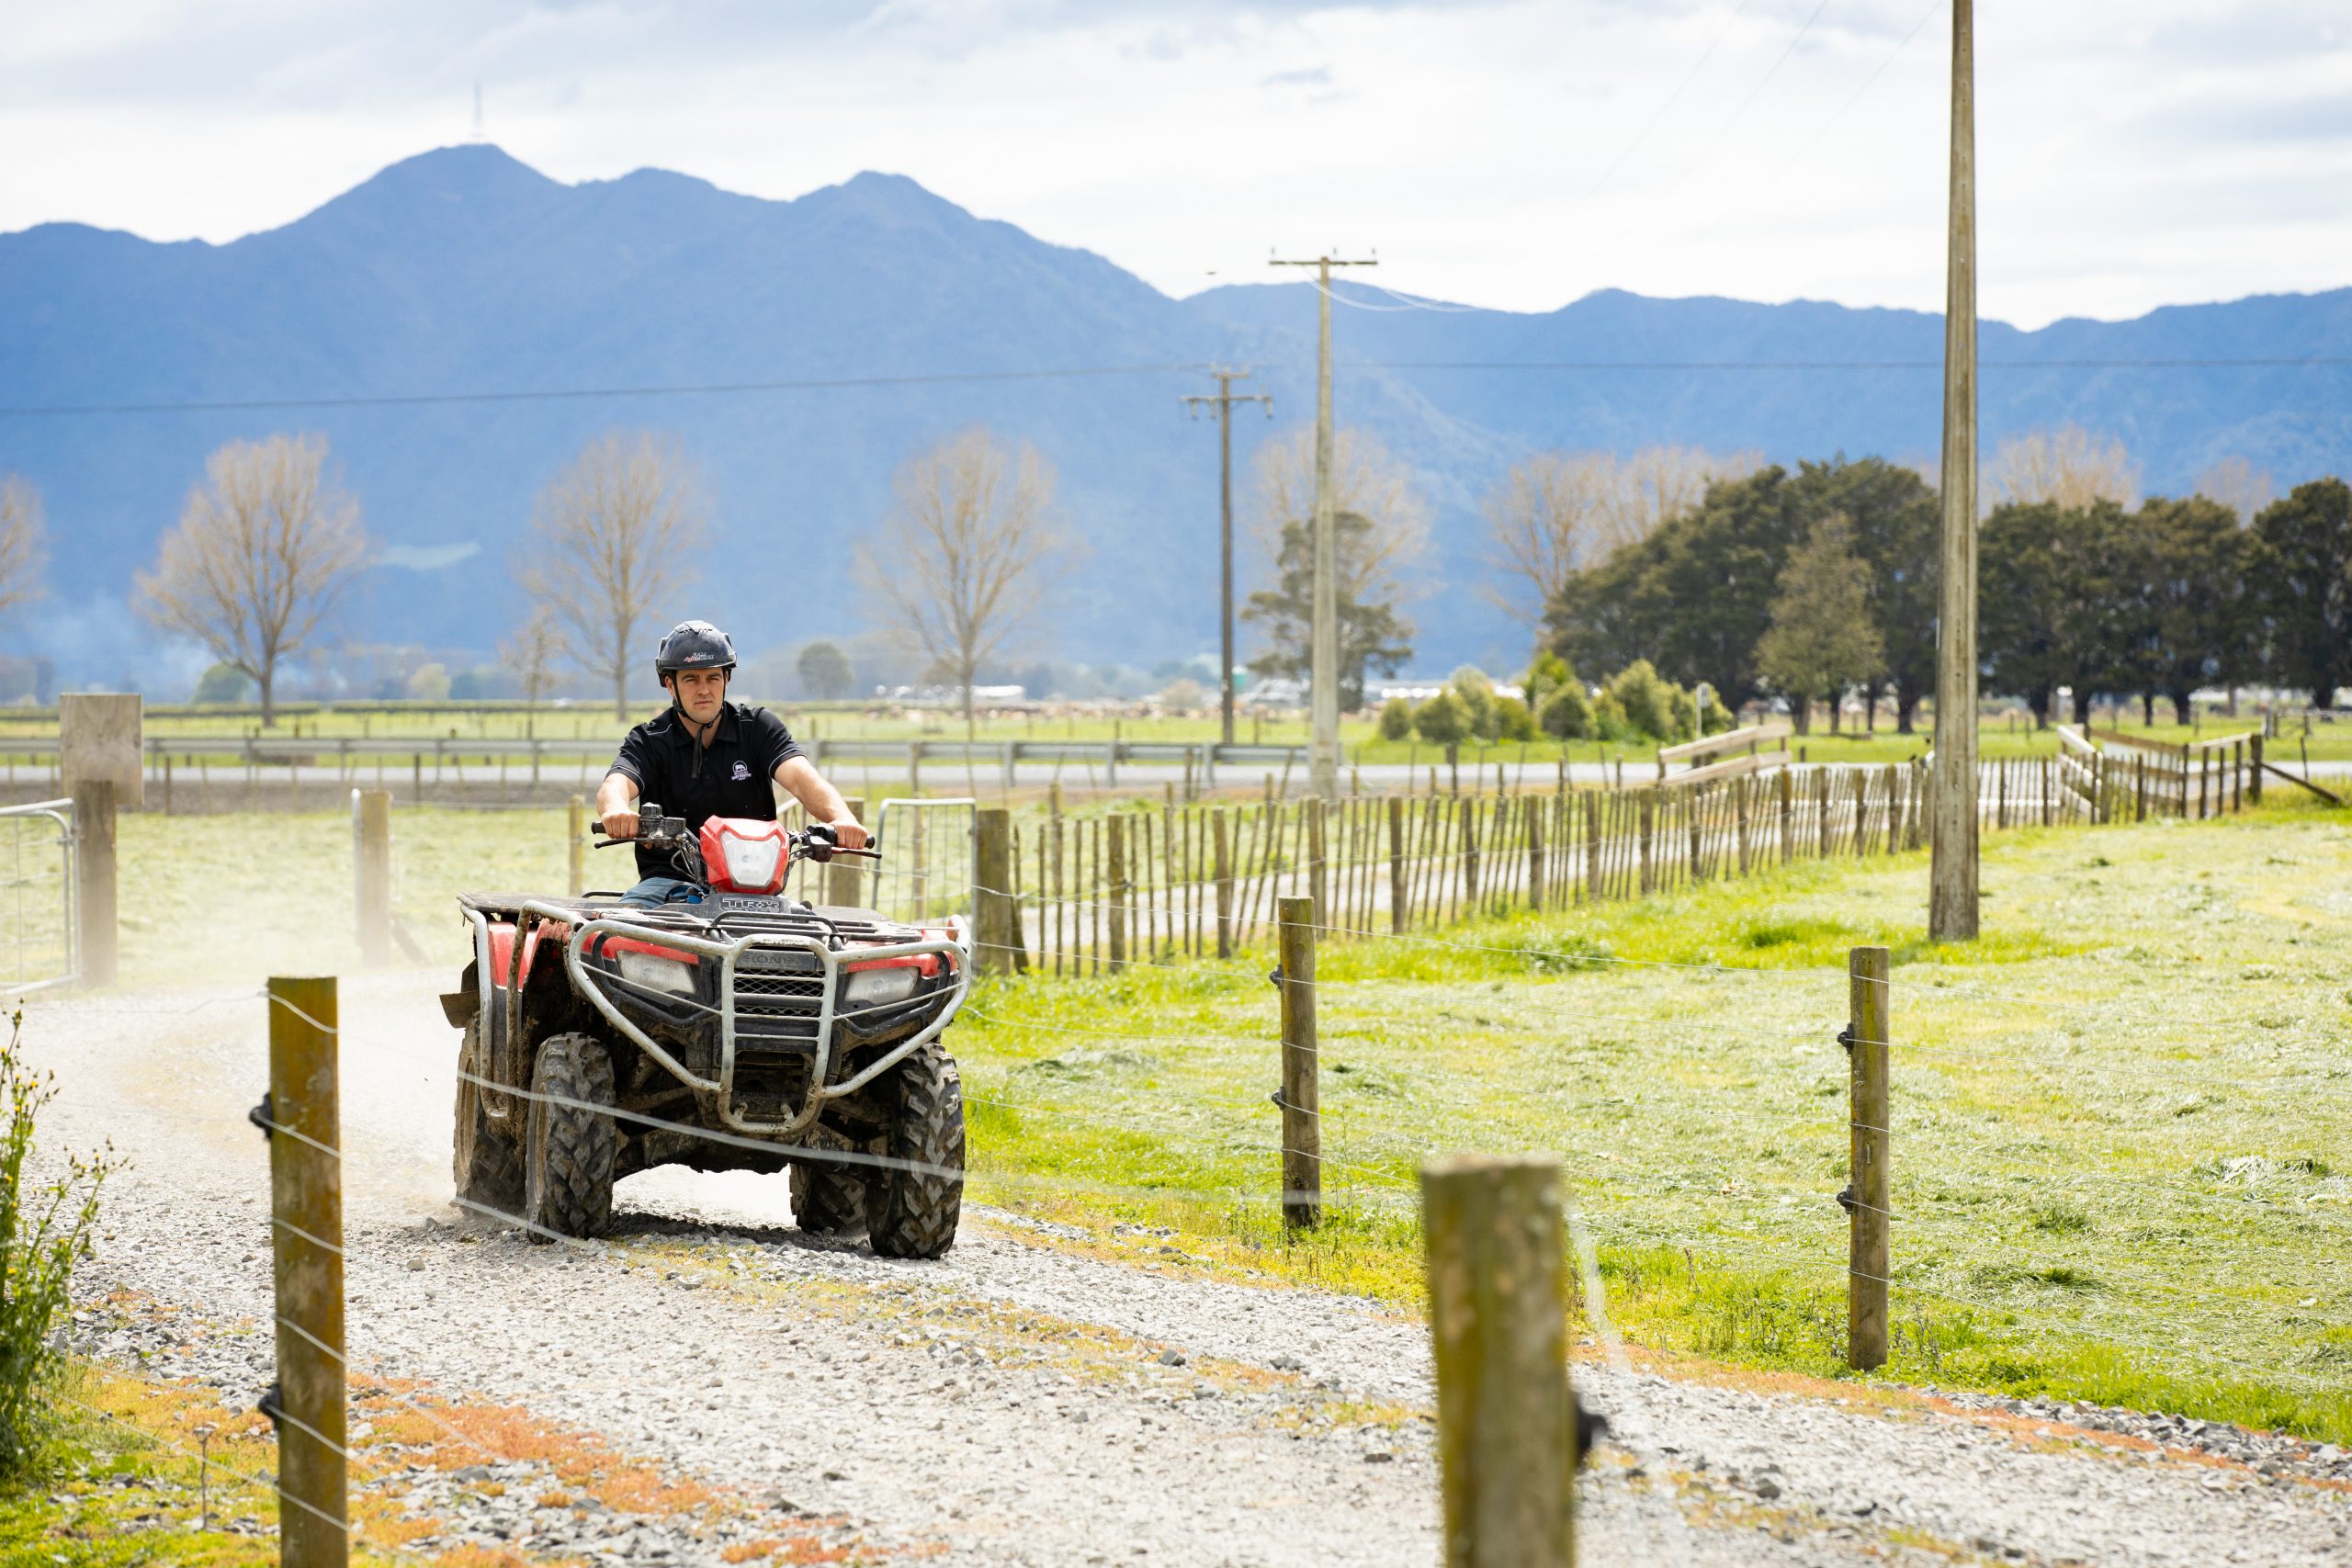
[616,949,696,997]
[842,964,921,1008]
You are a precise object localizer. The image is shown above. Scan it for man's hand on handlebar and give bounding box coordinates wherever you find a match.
[600,808,641,840]
[825,818,870,851]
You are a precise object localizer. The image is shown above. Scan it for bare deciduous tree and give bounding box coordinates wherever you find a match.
[855,428,1068,733]
[0,474,50,621]
[521,431,707,720]
[135,434,370,726]
[1485,446,1758,626]
[1251,426,1430,603]
[1610,445,1762,543]
[501,607,567,737]
[1988,424,2139,510]
[2193,456,2278,524]
[1483,453,1621,625]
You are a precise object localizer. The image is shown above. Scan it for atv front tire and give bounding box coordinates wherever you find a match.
[452,1021,524,1218]
[523,1032,617,1243]
[789,1159,866,1235]
[864,1042,965,1259]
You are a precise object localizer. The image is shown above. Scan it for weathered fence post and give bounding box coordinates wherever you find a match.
[827,795,866,908]
[1847,944,1891,1371]
[266,975,348,1568]
[974,807,1015,976]
[1637,791,1655,894]
[567,795,587,897]
[1584,794,1602,903]
[1421,1154,1575,1568]
[1106,815,1127,973]
[1276,896,1320,1229]
[354,790,391,967]
[69,778,118,987]
[1214,807,1234,959]
[2249,735,2264,806]
[1308,801,1329,927]
[1524,795,1544,912]
[1388,796,1408,934]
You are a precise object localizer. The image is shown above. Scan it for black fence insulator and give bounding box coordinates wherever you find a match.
[256,1380,284,1433]
[247,1092,275,1140]
[1573,1393,1611,1467]
[1837,1025,1855,1055]
[1267,966,1284,987]
[1835,1184,1857,1214]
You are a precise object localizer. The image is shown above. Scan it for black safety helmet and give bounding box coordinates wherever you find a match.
[654,620,737,682]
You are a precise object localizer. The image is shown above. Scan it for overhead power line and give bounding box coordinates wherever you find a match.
[2,355,2345,419]
[0,363,1204,418]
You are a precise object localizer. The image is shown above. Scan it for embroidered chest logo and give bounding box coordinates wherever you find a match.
[730,761,752,782]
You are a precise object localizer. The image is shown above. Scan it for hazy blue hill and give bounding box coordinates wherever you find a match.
[2,143,2347,691]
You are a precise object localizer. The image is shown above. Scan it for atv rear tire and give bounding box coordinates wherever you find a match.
[864,1042,965,1259]
[789,1159,866,1235]
[523,1032,617,1243]
[452,1021,524,1218]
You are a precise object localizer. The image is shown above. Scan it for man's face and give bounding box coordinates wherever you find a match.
[668,667,729,724]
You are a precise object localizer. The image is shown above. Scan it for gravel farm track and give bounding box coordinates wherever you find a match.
[30,972,2352,1568]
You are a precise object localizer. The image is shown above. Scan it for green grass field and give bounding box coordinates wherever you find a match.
[85,796,2352,1440]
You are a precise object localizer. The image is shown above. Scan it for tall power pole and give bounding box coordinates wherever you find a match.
[1182,367,1272,746]
[1270,253,1376,798]
[1929,0,1980,941]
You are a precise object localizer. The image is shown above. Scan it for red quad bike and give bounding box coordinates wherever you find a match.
[442,807,971,1258]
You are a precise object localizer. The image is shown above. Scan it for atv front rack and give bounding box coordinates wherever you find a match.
[509,897,970,1137]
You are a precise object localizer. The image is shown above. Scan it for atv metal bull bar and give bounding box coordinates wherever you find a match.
[508,898,969,1137]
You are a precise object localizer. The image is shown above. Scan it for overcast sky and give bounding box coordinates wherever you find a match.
[6,1,2349,329]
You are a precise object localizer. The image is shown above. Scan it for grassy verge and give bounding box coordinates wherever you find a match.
[951,799,2352,1441]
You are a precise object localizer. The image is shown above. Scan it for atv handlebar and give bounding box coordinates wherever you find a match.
[594,804,881,863]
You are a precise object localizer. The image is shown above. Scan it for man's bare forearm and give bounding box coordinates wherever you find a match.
[775,757,867,848]
[596,773,640,838]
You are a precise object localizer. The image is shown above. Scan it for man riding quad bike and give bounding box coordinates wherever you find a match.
[442,621,970,1258]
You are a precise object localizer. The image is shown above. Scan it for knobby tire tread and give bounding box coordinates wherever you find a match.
[526,1032,617,1243]
[790,1160,866,1235]
[865,1043,965,1259]
[453,1020,525,1216]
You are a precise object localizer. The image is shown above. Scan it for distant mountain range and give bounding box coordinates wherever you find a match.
[5,143,2350,693]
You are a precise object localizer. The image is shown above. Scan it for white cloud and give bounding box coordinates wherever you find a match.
[1,1,2349,327]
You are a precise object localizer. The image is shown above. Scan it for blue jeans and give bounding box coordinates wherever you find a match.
[619,876,703,908]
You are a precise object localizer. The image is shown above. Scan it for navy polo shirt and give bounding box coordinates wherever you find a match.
[607,702,806,880]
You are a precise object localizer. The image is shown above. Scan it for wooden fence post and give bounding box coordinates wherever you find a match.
[1309,801,1329,928]
[1847,945,1891,1371]
[975,807,1015,976]
[1107,815,1127,973]
[1214,807,1234,958]
[265,976,348,1568]
[567,795,588,897]
[1388,796,1408,934]
[1637,792,1655,894]
[1778,768,1793,863]
[1524,795,1544,911]
[73,779,118,987]
[2249,735,2264,806]
[1421,1154,1574,1568]
[826,795,866,908]
[1582,794,1601,903]
[354,790,391,967]
[1277,897,1320,1229]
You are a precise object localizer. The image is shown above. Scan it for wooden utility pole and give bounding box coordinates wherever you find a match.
[1182,367,1272,747]
[1928,0,1981,941]
[1422,1154,1575,1567]
[266,976,347,1568]
[1270,252,1376,799]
